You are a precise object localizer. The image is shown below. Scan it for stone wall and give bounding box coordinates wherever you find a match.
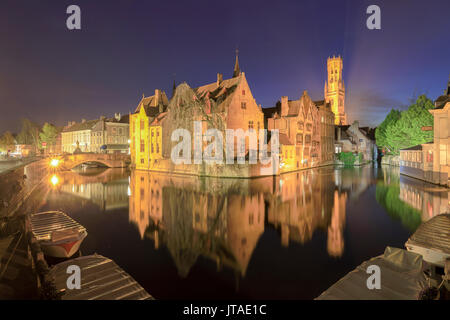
[0,159,48,218]
[381,155,400,166]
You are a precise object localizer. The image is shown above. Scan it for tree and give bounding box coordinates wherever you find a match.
[375,109,401,152]
[39,123,58,146]
[0,131,16,153]
[16,118,41,151]
[376,95,434,154]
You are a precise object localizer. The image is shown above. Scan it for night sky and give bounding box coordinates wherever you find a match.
[0,0,449,133]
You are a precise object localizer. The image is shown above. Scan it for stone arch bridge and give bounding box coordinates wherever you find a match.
[54,153,130,170]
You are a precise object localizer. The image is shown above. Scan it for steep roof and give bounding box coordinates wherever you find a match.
[63,119,98,133]
[279,133,294,145]
[135,90,169,116]
[194,75,241,113]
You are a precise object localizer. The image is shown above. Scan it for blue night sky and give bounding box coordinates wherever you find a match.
[0,0,449,133]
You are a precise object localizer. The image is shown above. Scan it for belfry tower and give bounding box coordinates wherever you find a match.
[324,55,347,125]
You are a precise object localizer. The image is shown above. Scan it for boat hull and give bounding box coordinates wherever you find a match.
[405,243,449,268]
[40,232,87,258]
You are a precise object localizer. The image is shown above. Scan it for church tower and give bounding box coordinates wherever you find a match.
[324,55,347,125]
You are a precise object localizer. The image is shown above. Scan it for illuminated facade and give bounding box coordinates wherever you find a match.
[62,114,130,154]
[267,90,335,172]
[129,89,169,170]
[400,78,450,186]
[130,55,265,172]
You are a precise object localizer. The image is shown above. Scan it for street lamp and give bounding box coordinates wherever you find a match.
[50,159,60,167]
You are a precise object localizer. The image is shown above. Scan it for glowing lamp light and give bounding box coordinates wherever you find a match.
[50,175,59,186]
[50,159,60,167]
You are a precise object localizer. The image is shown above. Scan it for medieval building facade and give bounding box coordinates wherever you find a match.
[130,55,265,173]
[325,56,347,125]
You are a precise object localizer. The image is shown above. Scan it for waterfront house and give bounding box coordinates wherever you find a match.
[91,113,130,154]
[400,77,450,186]
[335,121,375,164]
[129,89,169,170]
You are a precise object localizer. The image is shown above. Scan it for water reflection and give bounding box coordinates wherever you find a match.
[39,165,450,298]
[375,166,448,231]
[128,168,354,278]
[51,168,129,211]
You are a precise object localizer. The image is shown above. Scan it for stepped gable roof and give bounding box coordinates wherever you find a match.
[63,119,98,132]
[135,91,169,116]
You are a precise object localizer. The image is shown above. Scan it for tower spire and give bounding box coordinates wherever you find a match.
[233,48,240,78]
[172,73,176,98]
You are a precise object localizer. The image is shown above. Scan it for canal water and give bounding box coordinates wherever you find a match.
[35,165,448,299]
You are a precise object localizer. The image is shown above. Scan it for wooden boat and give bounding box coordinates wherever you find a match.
[405,214,450,267]
[30,211,87,258]
[48,254,153,300]
[316,247,428,300]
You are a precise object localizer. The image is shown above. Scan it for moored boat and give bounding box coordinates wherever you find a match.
[30,211,87,258]
[48,254,153,300]
[405,214,450,267]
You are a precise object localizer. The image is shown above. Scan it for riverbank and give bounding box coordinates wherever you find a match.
[0,157,42,174]
[0,159,50,299]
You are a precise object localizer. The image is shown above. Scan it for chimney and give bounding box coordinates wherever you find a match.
[281,96,289,117]
[155,89,160,105]
[217,73,223,86]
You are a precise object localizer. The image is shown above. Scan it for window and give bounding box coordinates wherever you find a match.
[296,134,303,144]
[427,151,433,163]
[306,124,312,131]
[140,139,145,152]
[248,121,254,130]
[156,129,159,137]
[156,143,159,153]
[241,102,246,109]
[151,144,154,153]
[140,158,144,164]
[305,135,311,144]
[151,130,154,137]
[242,90,245,96]
[440,144,447,165]
[140,120,144,130]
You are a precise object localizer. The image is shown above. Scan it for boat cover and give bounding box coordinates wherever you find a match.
[30,211,86,241]
[47,254,153,300]
[406,214,450,254]
[316,247,428,300]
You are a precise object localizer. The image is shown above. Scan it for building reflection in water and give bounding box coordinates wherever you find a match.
[52,168,129,211]
[129,167,350,278]
[399,175,449,220]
